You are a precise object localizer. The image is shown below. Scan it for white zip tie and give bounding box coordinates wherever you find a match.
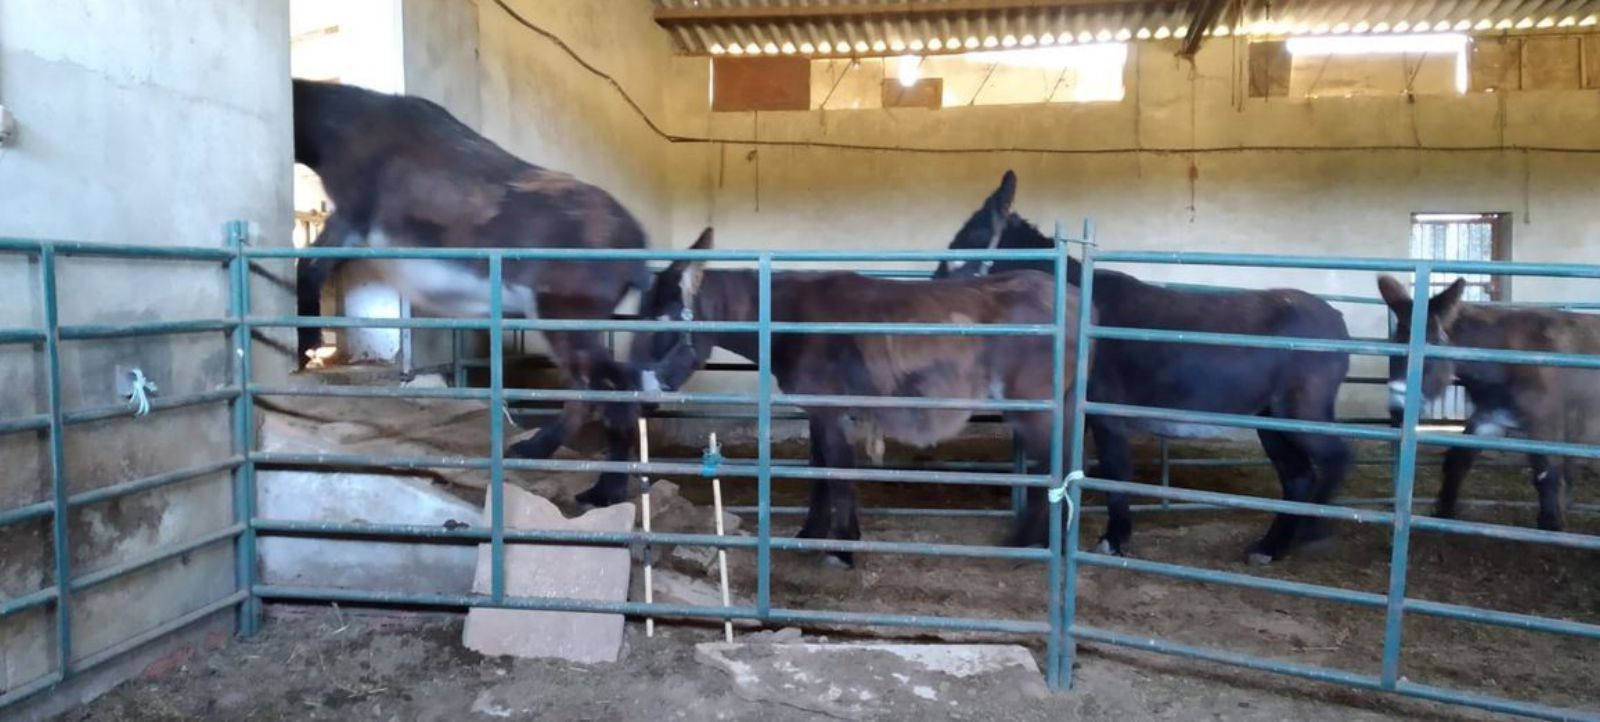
[126,368,158,417]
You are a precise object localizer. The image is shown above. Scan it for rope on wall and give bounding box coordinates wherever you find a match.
[487,0,1600,157]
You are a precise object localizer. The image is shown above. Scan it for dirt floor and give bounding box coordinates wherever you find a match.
[70,609,1513,722]
[75,385,1600,720]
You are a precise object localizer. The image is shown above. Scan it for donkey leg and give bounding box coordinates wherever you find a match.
[538,326,641,508]
[1435,442,1481,520]
[809,415,859,568]
[296,214,357,368]
[1006,416,1053,548]
[1249,428,1316,564]
[1296,431,1351,545]
[797,417,834,541]
[1529,454,1567,531]
[1090,419,1134,555]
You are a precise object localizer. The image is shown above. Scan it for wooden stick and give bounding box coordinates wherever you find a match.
[639,417,654,638]
[709,432,734,643]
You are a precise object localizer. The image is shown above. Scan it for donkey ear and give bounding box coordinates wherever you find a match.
[1376,275,1412,313]
[1429,277,1468,327]
[689,227,714,250]
[989,170,1017,215]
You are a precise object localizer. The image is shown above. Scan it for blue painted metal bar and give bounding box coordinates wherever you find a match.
[40,247,73,680]
[488,254,506,604]
[69,591,248,674]
[245,246,1064,263]
[228,221,260,637]
[1089,325,1406,356]
[69,457,242,509]
[251,450,1054,488]
[0,413,49,435]
[1095,250,1600,278]
[1415,431,1600,460]
[0,236,234,261]
[0,499,53,527]
[61,388,240,427]
[1059,221,1096,689]
[0,672,66,710]
[1044,222,1070,687]
[1079,477,1394,524]
[1410,514,1600,551]
[0,328,46,344]
[0,587,58,619]
[70,524,245,593]
[1085,401,1402,442]
[1078,551,1386,608]
[451,329,467,388]
[1074,624,1382,687]
[252,518,1052,561]
[756,253,773,620]
[58,318,235,341]
[1380,265,1433,689]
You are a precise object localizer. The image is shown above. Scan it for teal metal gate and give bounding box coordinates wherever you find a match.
[1,222,1597,721]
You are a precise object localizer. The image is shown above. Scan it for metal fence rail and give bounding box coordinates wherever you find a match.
[1060,242,1600,722]
[0,227,251,711]
[2,225,1597,721]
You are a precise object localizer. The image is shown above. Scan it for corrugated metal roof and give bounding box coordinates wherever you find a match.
[653,0,1600,56]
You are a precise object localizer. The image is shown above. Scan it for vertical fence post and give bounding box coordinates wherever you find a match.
[1045,222,1070,687]
[1158,439,1172,510]
[1010,434,1027,518]
[451,330,467,388]
[227,221,260,636]
[1381,263,1432,688]
[41,245,72,676]
[756,253,773,620]
[488,253,506,603]
[1058,219,1096,688]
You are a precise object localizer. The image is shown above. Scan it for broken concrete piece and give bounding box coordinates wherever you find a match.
[630,569,756,628]
[742,627,804,644]
[668,544,719,575]
[256,470,477,594]
[695,642,1047,719]
[461,486,635,663]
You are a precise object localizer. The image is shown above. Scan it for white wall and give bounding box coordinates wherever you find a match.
[655,39,1600,416]
[0,0,292,713]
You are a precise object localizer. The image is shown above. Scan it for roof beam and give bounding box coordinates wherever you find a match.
[1177,0,1228,57]
[655,0,1155,24]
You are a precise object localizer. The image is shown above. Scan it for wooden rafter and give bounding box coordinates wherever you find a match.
[1177,0,1229,56]
[655,0,1164,25]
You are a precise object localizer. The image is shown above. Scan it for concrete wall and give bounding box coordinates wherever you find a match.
[656,39,1600,416]
[0,0,292,712]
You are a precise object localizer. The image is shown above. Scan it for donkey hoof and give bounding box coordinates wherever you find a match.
[822,552,855,570]
[1092,538,1124,556]
[1246,552,1276,567]
[575,485,626,508]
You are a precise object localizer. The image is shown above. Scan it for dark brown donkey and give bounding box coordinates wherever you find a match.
[1378,276,1600,530]
[634,229,1087,567]
[937,171,1353,564]
[293,79,654,506]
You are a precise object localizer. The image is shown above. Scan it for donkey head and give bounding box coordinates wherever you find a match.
[1377,275,1468,418]
[631,227,717,391]
[934,170,1017,279]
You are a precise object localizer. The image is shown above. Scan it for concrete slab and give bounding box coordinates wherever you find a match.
[630,569,755,628]
[257,470,478,594]
[461,486,634,663]
[695,642,1048,720]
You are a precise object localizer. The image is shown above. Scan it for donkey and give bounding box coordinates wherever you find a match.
[635,229,1087,567]
[292,78,655,506]
[937,171,1353,564]
[1377,275,1600,530]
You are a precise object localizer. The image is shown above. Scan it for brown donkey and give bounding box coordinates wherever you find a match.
[1379,275,1600,530]
[292,79,654,506]
[634,229,1088,567]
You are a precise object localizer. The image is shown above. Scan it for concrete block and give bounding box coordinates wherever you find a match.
[630,569,754,628]
[257,470,478,594]
[695,642,1047,719]
[461,486,634,663]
